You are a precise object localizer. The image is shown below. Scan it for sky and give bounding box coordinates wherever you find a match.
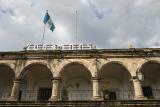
[0,0,160,51]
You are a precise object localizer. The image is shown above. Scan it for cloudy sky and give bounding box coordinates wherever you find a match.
[0,0,160,51]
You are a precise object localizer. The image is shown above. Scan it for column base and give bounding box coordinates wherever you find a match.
[49,96,59,101]
[135,96,147,100]
[7,96,17,101]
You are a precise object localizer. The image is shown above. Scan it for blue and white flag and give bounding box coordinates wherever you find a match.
[43,11,55,32]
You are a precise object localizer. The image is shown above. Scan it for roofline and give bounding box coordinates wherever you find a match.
[0,48,160,59]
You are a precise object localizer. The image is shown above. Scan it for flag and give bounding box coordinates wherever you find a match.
[43,11,55,32]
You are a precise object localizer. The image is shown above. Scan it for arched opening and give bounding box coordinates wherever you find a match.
[19,64,53,101]
[0,64,15,101]
[60,62,92,101]
[99,62,133,100]
[139,61,160,99]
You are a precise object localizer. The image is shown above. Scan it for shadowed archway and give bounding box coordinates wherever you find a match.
[19,63,53,101]
[60,62,92,101]
[139,61,160,99]
[0,64,15,101]
[99,62,133,100]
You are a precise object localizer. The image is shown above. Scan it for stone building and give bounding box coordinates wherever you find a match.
[0,47,160,102]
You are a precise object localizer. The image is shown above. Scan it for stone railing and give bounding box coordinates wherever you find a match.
[1,89,160,101]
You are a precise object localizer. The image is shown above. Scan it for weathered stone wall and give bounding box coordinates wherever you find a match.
[0,49,159,79]
[0,48,160,101]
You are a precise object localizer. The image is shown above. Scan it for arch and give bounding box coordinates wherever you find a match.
[138,60,160,84]
[137,60,160,99]
[0,63,15,100]
[138,60,160,73]
[58,60,92,77]
[16,62,54,101]
[59,61,92,100]
[99,61,132,78]
[99,61,133,100]
[0,63,15,75]
[18,62,53,79]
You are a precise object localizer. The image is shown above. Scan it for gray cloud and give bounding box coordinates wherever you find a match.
[0,0,160,51]
[30,2,36,7]
[86,0,112,20]
[0,7,15,16]
[87,0,104,19]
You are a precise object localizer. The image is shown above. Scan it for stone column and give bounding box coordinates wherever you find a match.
[92,77,101,100]
[49,77,61,101]
[8,79,21,101]
[132,78,145,100]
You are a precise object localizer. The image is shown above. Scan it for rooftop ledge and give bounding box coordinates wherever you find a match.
[0,48,160,59]
[0,44,159,58]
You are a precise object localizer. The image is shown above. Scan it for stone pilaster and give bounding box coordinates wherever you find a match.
[7,79,21,101]
[92,77,101,100]
[49,77,61,101]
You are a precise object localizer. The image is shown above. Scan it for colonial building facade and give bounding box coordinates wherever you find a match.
[0,48,160,101]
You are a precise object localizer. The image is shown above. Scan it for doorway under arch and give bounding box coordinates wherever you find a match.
[139,61,160,99]
[60,62,92,101]
[99,62,133,100]
[19,63,53,101]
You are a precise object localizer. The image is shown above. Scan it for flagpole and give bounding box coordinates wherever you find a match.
[42,23,46,45]
[42,10,48,45]
[75,10,78,50]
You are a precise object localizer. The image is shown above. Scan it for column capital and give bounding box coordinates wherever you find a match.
[92,77,100,81]
[131,76,142,82]
[52,77,61,80]
[131,76,138,79]
[131,76,138,80]
[14,79,21,83]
